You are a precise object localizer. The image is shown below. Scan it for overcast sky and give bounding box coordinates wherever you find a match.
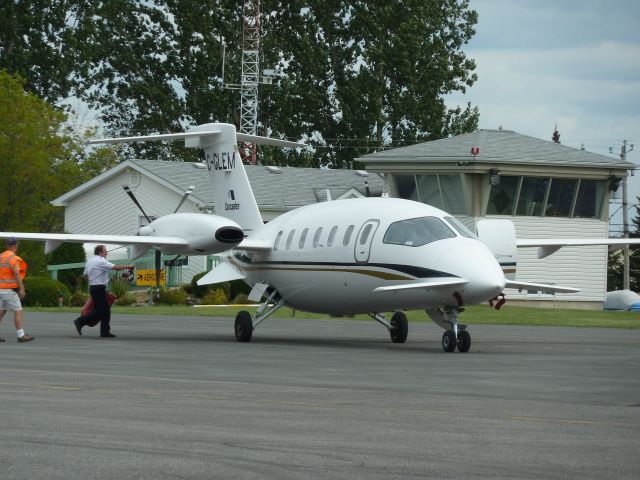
[445,0,640,231]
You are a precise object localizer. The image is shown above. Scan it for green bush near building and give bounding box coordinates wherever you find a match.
[23,276,71,307]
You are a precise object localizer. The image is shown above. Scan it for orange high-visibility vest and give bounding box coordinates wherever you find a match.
[0,250,26,289]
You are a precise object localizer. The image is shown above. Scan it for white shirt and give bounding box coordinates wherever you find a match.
[83,255,114,286]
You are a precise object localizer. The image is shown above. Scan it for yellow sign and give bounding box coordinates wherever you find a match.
[136,269,166,286]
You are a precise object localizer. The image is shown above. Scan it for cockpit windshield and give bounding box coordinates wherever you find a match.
[444,216,478,239]
[383,216,456,247]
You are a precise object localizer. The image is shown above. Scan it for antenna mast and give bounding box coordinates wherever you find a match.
[239,0,260,164]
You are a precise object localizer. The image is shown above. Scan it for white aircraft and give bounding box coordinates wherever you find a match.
[3,122,639,352]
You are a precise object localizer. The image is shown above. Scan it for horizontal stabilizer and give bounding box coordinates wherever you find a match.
[197,262,246,286]
[504,280,579,294]
[373,278,468,293]
[0,232,188,249]
[237,133,305,148]
[86,129,222,145]
[517,238,640,259]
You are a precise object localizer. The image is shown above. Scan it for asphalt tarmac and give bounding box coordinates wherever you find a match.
[1,311,639,480]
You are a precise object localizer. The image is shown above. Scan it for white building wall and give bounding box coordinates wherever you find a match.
[484,216,608,303]
[62,170,210,285]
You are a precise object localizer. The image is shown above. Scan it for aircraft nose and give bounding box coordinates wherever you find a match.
[435,241,505,303]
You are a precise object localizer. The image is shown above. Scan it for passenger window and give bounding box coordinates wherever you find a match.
[313,227,323,247]
[274,230,283,251]
[327,226,338,247]
[299,228,308,249]
[343,225,355,246]
[359,224,373,245]
[383,217,456,247]
[285,230,295,249]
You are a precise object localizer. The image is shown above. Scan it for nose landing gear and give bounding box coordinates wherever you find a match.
[426,307,471,353]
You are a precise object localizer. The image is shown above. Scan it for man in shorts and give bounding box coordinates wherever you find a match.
[0,237,34,343]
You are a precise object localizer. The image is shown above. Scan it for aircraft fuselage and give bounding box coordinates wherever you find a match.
[231,197,505,315]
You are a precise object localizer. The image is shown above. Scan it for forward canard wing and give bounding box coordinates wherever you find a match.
[373,278,468,293]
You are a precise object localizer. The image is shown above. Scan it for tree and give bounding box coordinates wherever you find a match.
[0,70,117,274]
[1,1,480,167]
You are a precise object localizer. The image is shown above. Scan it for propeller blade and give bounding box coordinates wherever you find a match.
[123,185,152,223]
[173,185,194,213]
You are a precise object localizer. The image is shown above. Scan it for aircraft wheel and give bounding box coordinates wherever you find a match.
[456,330,471,353]
[441,331,456,352]
[390,311,408,343]
[235,310,253,342]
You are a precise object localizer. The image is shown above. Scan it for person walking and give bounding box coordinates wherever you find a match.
[0,237,34,343]
[74,245,134,338]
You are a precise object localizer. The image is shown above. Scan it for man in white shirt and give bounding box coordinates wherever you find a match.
[74,245,134,338]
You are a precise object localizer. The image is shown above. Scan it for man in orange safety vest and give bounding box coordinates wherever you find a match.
[0,237,34,342]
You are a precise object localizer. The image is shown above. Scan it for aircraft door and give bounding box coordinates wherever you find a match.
[354,220,379,263]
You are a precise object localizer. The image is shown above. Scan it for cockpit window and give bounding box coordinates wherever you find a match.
[444,216,478,239]
[383,216,456,247]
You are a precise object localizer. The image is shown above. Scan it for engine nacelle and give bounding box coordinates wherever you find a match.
[476,219,517,281]
[141,213,244,255]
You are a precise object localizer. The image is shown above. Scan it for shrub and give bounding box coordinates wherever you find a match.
[110,276,132,298]
[69,290,89,307]
[229,279,250,299]
[231,293,255,305]
[23,276,71,307]
[114,292,137,306]
[202,288,229,305]
[156,287,188,305]
[190,272,211,298]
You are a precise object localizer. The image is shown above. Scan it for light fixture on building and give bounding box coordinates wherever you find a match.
[489,168,501,186]
[609,176,622,192]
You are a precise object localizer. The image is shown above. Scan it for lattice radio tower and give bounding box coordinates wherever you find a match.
[238,0,260,164]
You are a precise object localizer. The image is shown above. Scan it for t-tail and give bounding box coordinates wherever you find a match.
[185,124,263,234]
[88,122,303,236]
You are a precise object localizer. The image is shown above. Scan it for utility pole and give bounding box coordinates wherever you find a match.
[618,140,635,290]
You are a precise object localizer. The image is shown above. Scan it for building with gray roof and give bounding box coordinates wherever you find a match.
[51,159,383,283]
[358,128,633,308]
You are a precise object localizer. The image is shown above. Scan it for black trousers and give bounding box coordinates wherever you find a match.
[79,285,111,335]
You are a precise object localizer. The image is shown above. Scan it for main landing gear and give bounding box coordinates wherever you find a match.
[368,311,408,343]
[426,307,471,353]
[234,286,284,342]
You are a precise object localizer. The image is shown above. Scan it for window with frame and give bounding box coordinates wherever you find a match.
[327,226,338,247]
[312,227,323,247]
[299,228,308,249]
[343,225,355,246]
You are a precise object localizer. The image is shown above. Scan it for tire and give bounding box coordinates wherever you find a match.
[235,310,253,342]
[441,330,456,352]
[390,311,408,343]
[456,330,471,353]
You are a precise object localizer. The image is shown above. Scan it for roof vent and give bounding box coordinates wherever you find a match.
[266,165,282,174]
[354,170,369,177]
[192,162,207,169]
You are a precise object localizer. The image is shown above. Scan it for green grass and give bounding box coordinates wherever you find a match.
[27,304,640,329]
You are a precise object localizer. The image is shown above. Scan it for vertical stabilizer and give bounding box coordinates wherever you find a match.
[185,123,263,234]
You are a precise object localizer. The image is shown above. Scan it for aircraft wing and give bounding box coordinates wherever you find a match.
[504,280,580,294]
[373,278,468,293]
[197,261,246,286]
[0,232,188,254]
[235,238,273,251]
[517,238,640,258]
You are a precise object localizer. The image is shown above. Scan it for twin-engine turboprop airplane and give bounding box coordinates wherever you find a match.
[3,122,639,352]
